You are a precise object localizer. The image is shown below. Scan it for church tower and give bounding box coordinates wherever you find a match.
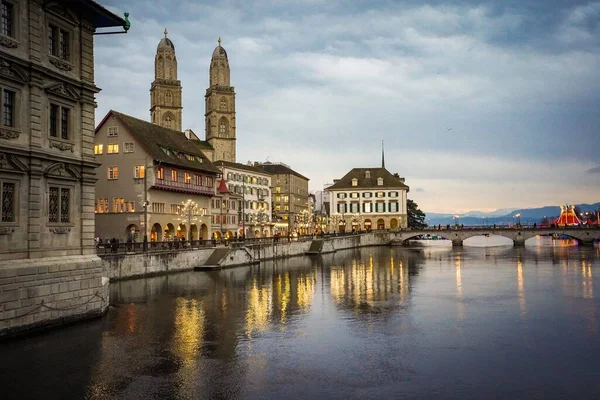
[150,29,182,131]
[205,37,236,162]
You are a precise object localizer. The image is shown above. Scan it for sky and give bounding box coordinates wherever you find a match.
[94,0,600,214]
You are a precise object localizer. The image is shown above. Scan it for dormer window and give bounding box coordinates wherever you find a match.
[351,178,358,187]
[365,170,370,179]
[377,177,384,186]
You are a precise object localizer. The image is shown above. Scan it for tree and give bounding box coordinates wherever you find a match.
[407,199,427,229]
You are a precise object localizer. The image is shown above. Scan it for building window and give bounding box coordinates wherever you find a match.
[1,1,13,37]
[107,166,118,180]
[152,202,165,213]
[389,191,399,198]
[165,91,172,105]
[351,178,358,187]
[350,192,359,199]
[284,205,289,211]
[156,167,164,180]
[364,202,372,213]
[97,198,108,213]
[164,116,172,129]
[134,165,145,179]
[107,126,118,137]
[171,169,178,182]
[219,117,228,137]
[126,201,135,212]
[376,192,385,198]
[184,172,191,184]
[170,204,182,214]
[107,144,119,154]
[49,25,69,60]
[94,144,103,155]
[49,104,70,140]
[48,186,70,223]
[220,97,227,110]
[377,177,384,186]
[123,142,134,153]
[390,202,399,212]
[2,89,14,127]
[1,181,15,222]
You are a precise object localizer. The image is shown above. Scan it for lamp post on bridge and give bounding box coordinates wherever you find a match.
[453,215,459,228]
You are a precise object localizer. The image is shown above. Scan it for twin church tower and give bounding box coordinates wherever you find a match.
[150,30,236,163]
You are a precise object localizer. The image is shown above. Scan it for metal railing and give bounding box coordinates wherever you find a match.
[97,239,214,255]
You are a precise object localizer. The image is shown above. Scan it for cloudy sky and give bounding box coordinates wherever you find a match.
[94,0,600,214]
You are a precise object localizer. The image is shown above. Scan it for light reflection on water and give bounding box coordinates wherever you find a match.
[1,245,600,399]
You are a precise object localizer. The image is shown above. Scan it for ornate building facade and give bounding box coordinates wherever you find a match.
[150,29,182,131]
[205,38,236,163]
[0,0,127,337]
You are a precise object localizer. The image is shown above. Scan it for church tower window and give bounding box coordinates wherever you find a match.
[220,97,227,111]
[165,91,172,105]
[219,117,228,137]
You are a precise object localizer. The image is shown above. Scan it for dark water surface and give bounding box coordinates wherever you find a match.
[2,245,600,399]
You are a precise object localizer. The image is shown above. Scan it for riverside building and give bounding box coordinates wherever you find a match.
[0,0,128,336]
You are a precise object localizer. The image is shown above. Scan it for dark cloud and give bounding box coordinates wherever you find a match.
[94,0,600,212]
[587,166,600,174]
[416,188,425,192]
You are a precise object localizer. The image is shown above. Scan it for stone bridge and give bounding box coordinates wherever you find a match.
[390,227,600,247]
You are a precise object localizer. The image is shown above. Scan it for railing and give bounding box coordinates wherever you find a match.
[97,239,214,255]
[153,179,215,195]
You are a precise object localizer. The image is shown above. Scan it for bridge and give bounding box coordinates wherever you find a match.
[390,227,600,247]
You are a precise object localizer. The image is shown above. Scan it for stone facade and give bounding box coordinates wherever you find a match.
[0,0,125,337]
[205,38,236,163]
[255,162,309,235]
[150,30,182,131]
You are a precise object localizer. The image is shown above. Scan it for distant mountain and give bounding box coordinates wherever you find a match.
[425,202,600,226]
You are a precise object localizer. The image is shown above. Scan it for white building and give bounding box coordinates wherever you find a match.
[327,167,409,232]
[214,161,272,238]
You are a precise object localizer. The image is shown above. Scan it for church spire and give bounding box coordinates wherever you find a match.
[381,140,385,169]
[151,30,182,131]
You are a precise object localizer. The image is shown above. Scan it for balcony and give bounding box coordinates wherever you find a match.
[153,179,215,196]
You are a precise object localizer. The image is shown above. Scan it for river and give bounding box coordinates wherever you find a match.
[1,240,600,399]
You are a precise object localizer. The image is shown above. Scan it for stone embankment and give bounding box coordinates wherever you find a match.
[101,232,392,281]
[0,255,109,338]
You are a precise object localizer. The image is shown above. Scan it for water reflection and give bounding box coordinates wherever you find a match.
[2,246,600,400]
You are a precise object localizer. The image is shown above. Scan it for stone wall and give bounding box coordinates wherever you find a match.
[102,248,215,280]
[101,232,395,281]
[0,255,109,338]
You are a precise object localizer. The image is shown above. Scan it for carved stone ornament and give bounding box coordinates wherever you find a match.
[43,82,81,102]
[0,58,28,83]
[0,36,18,49]
[0,128,19,140]
[0,227,15,235]
[50,227,70,234]
[50,141,74,152]
[45,3,78,25]
[49,56,74,71]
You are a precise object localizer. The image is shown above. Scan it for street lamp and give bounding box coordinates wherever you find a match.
[454,215,459,227]
[515,213,521,227]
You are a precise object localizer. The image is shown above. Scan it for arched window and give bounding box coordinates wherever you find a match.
[219,117,228,137]
[164,116,172,129]
[165,91,173,105]
[220,97,228,111]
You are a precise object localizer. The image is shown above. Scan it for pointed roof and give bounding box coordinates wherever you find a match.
[95,110,219,174]
[217,178,230,194]
[553,205,582,226]
[327,167,409,191]
[212,37,228,60]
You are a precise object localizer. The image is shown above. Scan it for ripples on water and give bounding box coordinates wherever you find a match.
[1,241,600,400]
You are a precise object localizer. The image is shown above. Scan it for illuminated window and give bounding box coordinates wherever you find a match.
[134,165,145,179]
[351,178,358,187]
[184,172,191,184]
[107,166,118,180]
[107,144,119,154]
[171,169,178,181]
[94,144,103,155]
